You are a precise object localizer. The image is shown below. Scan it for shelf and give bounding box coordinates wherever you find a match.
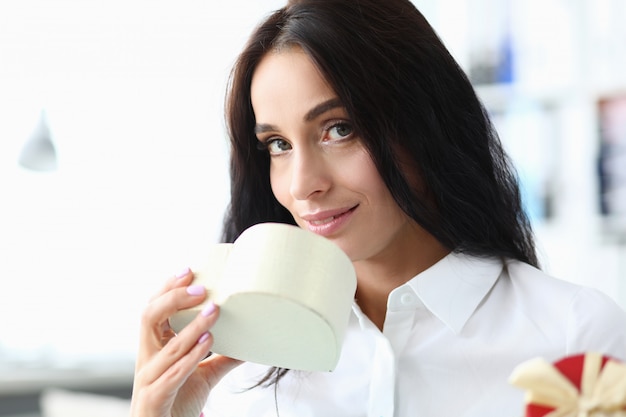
[0,363,133,396]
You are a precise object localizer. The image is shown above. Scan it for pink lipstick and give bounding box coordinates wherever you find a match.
[300,205,358,237]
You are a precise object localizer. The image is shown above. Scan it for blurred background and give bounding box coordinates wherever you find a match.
[1,0,625,415]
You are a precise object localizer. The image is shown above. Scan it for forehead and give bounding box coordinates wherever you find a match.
[250,49,338,122]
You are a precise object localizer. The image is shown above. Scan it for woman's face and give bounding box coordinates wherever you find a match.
[250,49,422,264]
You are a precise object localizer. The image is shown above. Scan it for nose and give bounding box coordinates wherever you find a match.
[289,146,332,200]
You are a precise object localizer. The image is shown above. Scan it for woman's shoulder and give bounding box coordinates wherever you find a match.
[503,258,626,360]
[502,258,623,311]
[504,259,619,303]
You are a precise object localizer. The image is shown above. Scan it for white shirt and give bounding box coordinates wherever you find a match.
[204,253,626,417]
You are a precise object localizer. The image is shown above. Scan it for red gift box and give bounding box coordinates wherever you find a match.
[509,352,626,417]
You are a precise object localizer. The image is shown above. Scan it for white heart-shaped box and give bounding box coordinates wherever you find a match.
[169,223,357,372]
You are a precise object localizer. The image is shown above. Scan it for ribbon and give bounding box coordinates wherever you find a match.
[509,352,626,417]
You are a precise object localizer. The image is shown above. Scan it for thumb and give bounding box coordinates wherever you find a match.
[198,355,244,388]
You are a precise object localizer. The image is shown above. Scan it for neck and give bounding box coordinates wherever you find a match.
[353,225,449,331]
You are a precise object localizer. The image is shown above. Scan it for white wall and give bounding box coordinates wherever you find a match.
[0,0,625,370]
[0,0,283,365]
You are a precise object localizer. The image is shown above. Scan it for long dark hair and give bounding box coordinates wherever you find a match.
[222,0,539,392]
[222,0,538,269]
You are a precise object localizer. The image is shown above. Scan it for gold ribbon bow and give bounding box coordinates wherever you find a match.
[509,353,626,417]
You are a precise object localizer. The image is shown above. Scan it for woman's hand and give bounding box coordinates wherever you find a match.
[130,268,242,417]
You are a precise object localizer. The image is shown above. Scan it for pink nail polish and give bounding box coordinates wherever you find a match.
[176,267,191,279]
[201,301,216,317]
[186,285,205,296]
[198,332,210,344]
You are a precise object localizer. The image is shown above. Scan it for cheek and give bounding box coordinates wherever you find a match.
[269,165,290,207]
[270,168,307,228]
[350,152,388,195]
[353,157,406,220]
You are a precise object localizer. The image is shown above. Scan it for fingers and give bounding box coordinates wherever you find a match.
[136,302,220,390]
[138,269,208,364]
[149,267,194,303]
[130,326,215,417]
[131,270,224,417]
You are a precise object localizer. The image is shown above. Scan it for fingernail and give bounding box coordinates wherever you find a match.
[186,285,205,296]
[176,267,191,279]
[198,332,210,344]
[201,301,216,317]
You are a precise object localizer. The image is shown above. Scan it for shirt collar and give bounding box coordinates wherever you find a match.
[405,252,503,334]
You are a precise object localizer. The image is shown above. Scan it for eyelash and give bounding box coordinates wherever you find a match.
[326,121,353,140]
[257,137,290,154]
[256,120,354,154]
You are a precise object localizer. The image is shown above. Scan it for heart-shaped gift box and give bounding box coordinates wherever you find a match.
[510,352,626,417]
[170,223,357,372]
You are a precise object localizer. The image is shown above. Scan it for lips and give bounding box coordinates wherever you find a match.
[300,205,358,236]
[310,216,339,226]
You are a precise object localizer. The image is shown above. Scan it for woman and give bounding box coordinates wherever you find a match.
[130,1,626,416]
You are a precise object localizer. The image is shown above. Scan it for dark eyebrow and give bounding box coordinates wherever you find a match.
[304,98,343,122]
[254,123,278,135]
[254,97,344,135]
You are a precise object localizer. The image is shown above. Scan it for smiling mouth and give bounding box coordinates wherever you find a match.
[310,217,337,226]
[305,205,358,226]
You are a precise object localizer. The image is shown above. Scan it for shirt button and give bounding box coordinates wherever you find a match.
[400,292,415,305]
